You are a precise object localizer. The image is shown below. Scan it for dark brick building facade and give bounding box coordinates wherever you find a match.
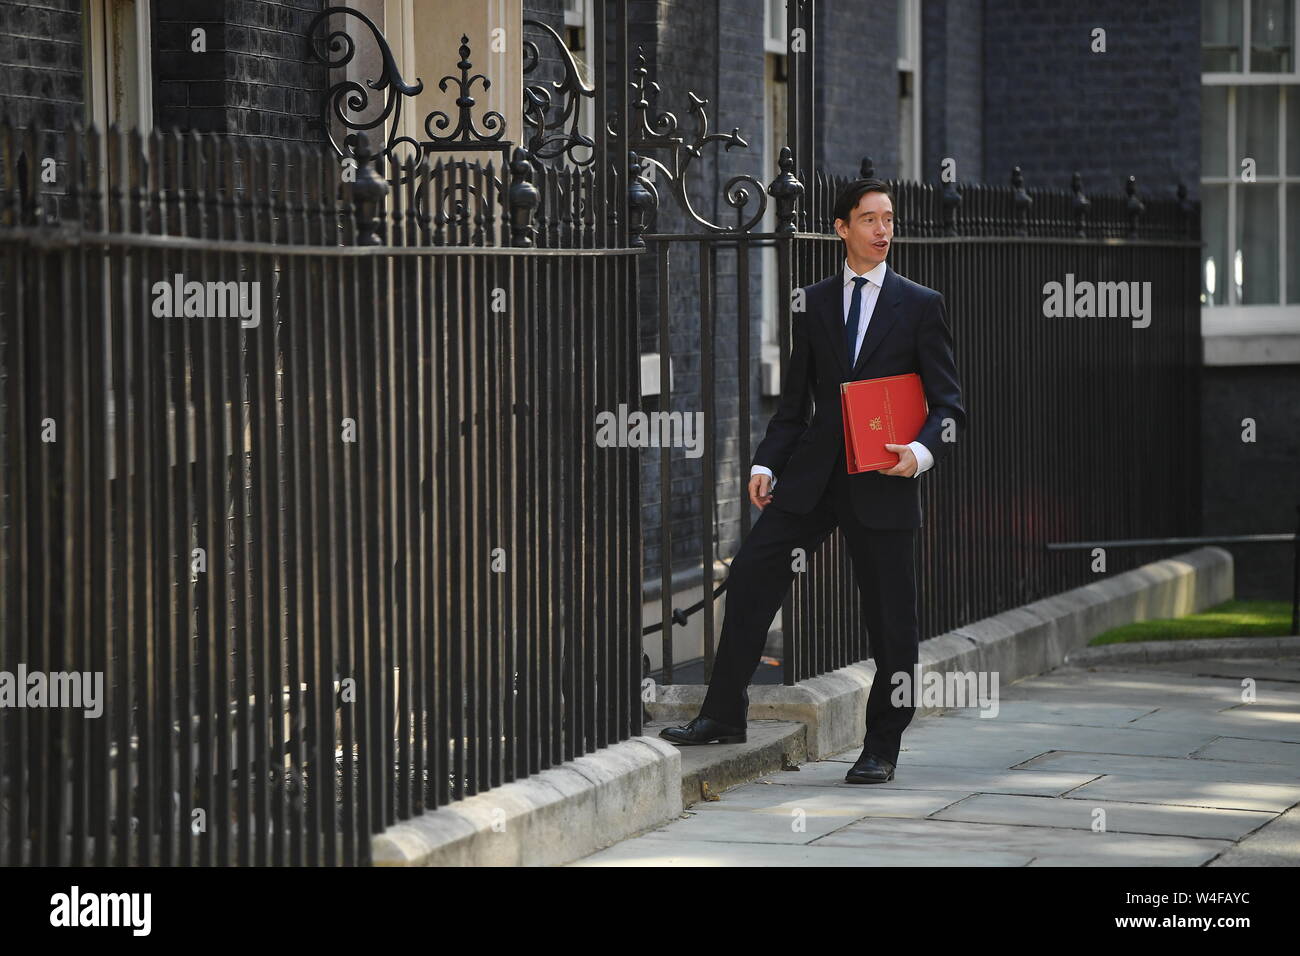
[0,0,83,137]
[2,0,1289,618]
[153,0,325,141]
[0,0,326,141]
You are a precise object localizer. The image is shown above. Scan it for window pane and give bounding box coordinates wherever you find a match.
[1250,0,1293,71]
[1202,86,1229,177]
[1235,184,1279,304]
[1288,87,1300,176]
[1236,85,1279,176]
[899,78,914,178]
[769,0,785,43]
[1202,0,1243,71]
[1288,185,1300,303]
[1202,185,1228,305]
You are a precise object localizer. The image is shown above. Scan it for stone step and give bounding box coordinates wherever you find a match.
[643,719,809,808]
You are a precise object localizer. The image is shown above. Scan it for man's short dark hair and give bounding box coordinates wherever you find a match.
[832,178,895,224]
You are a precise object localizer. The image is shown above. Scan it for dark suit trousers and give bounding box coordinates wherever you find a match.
[699,448,920,766]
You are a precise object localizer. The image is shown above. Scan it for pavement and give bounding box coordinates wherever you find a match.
[569,652,1300,866]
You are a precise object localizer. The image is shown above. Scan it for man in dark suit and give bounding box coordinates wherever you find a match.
[660,178,966,783]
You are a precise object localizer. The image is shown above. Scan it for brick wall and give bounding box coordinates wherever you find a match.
[0,0,83,136]
[981,0,1200,199]
[153,0,327,143]
[921,0,982,186]
[815,0,899,178]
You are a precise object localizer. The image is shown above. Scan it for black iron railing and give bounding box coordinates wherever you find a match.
[772,162,1203,682]
[0,124,642,865]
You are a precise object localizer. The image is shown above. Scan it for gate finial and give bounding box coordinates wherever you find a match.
[1011,166,1032,237]
[1071,171,1090,238]
[351,131,389,245]
[1125,175,1144,238]
[508,148,540,247]
[768,146,803,234]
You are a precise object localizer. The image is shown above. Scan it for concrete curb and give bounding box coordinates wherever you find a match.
[371,735,682,866]
[1064,634,1300,666]
[373,546,1233,865]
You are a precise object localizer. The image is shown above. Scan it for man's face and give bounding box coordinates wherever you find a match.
[834,189,894,269]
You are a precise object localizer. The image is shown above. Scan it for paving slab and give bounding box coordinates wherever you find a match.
[882,717,1221,764]
[683,784,972,819]
[997,667,1300,710]
[813,817,1231,867]
[1064,774,1300,812]
[571,655,1300,867]
[934,700,1159,727]
[634,808,866,844]
[1125,705,1300,744]
[755,762,1097,796]
[634,793,970,844]
[1016,749,1300,784]
[1116,657,1300,683]
[1192,736,1300,764]
[571,837,1032,866]
[929,792,1272,840]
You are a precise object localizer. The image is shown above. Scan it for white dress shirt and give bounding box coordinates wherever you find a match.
[751,259,934,489]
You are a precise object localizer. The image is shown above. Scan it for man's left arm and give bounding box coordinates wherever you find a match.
[909,292,966,476]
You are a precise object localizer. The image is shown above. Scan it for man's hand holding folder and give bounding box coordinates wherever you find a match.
[879,442,919,477]
[841,372,930,475]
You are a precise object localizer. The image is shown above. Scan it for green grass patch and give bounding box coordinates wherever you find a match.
[1089,599,1295,646]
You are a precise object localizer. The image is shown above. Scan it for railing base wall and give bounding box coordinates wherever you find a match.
[370,737,683,866]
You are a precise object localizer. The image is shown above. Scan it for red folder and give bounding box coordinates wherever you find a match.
[840,373,929,473]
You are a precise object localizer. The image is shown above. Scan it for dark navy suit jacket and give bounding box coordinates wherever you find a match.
[752,265,967,529]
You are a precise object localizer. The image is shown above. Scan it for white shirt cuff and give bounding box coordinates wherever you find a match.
[751,464,775,488]
[908,441,933,477]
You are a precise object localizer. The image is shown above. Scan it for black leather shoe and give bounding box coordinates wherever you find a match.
[659,715,747,745]
[845,751,895,784]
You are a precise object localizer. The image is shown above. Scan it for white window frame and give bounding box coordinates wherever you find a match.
[563,0,587,29]
[382,0,419,154]
[760,33,789,394]
[763,0,787,56]
[84,0,153,133]
[896,0,921,180]
[1201,0,1300,341]
[561,0,597,165]
[1203,0,1300,81]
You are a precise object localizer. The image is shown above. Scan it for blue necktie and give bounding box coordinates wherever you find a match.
[845,276,868,367]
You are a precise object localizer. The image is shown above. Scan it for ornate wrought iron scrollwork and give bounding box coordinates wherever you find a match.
[308,7,536,244]
[306,6,424,168]
[522,19,597,166]
[425,35,508,146]
[307,9,512,176]
[621,46,791,234]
